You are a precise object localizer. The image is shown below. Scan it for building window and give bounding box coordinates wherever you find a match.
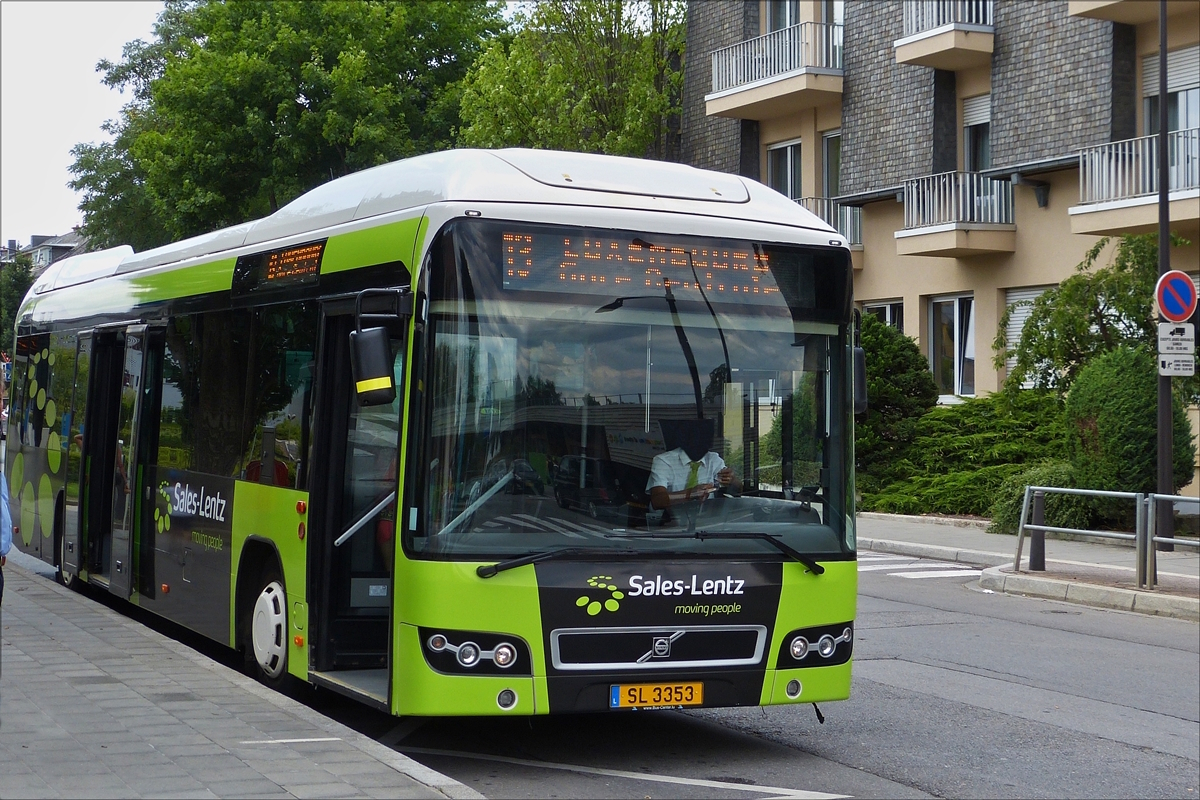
[769,0,800,31]
[865,301,903,332]
[930,295,975,398]
[963,94,991,171]
[1143,46,1200,135]
[823,0,844,25]
[822,131,841,197]
[767,140,802,200]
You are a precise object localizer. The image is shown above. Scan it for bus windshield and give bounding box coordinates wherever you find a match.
[407,219,854,562]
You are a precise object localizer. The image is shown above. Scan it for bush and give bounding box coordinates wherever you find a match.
[987,460,1094,534]
[1065,345,1195,494]
[861,389,1070,515]
[855,313,938,496]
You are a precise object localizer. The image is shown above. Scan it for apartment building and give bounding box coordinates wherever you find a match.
[683,0,1199,402]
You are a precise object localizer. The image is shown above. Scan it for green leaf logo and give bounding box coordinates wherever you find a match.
[575,575,624,615]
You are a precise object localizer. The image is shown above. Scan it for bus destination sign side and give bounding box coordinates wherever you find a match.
[233,240,326,295]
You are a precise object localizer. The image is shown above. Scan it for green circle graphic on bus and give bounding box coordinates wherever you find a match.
[21,482,36,546]
[47,431,62,473]
[576,575,624,616]
[39,474,54,538]
[154,483,173,534]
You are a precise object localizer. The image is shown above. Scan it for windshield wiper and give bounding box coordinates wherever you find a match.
[614,531,825,575]
[477,547,638,579]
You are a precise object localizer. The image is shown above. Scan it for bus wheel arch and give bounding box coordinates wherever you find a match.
[236,538,292,688]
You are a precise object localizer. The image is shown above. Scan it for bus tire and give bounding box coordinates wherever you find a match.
[244,563,293,691]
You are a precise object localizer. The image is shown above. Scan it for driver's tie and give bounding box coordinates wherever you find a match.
[685,461,701,490]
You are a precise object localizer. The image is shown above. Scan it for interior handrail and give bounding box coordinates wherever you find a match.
[334,490,397,547]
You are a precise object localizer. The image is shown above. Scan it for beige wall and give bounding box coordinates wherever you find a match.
[1133,6,1200,136]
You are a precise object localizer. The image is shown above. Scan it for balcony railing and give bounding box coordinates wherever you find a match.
[798,197,862,245]
[1078,128,1200,205]
[711,22,843,94]
[903,0,993,36]
[903,171,1013,229]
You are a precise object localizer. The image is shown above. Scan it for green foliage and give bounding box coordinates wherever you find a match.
[1064,345,1195,495]
[987,460,1092,535]
[995,233,1198,403]
[864,390,1070,515]
[70,0,505,249]
[854,314,938,496]
[458,0,685,159]
[0,254,34,349]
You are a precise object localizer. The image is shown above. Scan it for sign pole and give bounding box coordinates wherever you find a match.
[1156,0,1173,552]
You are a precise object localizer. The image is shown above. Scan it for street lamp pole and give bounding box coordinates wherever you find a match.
[1156,0,1174,551]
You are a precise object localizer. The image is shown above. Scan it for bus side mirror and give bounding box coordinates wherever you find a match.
[350,327,396,406]
[853,346,868,417]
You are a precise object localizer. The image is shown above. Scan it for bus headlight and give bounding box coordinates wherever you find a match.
[790,636,810,659]
[456,642,481,667]
[492,642,517,668]
[817,635,836,658]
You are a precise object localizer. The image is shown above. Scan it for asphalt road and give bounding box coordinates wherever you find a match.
[15,548,1198,798]
[321,554,1200,800]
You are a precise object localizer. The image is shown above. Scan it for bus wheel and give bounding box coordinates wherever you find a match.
[247,567,289,686]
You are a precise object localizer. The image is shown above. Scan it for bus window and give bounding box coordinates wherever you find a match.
[242,303,317,488]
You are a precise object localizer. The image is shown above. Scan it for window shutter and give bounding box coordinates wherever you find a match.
[963,94,991,126]
[1004,286,1051,387]
[1143,45,1200,95]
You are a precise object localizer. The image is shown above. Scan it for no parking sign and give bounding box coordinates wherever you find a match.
[1155,270,1198,324]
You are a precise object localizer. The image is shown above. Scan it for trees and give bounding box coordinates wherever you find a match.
[457,0,686,160]
[1,254,34,347]
[70,0,504,250]
[995,233,1198,403]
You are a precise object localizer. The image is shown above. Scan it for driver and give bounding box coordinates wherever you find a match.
[647,419,740,510]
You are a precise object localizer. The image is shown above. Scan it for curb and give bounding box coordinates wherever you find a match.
[8,562,485,800]
[978,565,1200,622]
[860,537,1200,622]
[857,512,990,530]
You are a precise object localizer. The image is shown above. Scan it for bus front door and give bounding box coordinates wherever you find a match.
[307,310,406,708]
[82,325,155,599]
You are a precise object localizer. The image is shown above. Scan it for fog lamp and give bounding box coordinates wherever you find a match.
[427,634,448,652]
[456,642,481,667]
[493,642,517,668]
[790,636,810,660]
[817,635,836,658]
[785,679,802,698]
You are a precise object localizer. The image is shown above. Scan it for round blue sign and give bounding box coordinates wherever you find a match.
[1156,270,1198,324]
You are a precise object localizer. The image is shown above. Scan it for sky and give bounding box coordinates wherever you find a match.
[1,1,163,250]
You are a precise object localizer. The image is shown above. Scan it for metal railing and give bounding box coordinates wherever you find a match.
[902,171,1013,228]
[711,22,843,94]
[797,197,863,245]
[1013,485,1199,590]
[1078,127,1200,205]
[903,0,994,37]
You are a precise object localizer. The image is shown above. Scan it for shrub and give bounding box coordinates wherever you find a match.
[1064,345,1195,495]
[861,389,1070,515]
[988,460,1094,534]
[854,313,938,496]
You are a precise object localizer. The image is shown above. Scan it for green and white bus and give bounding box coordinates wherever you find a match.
[7,148,858,716]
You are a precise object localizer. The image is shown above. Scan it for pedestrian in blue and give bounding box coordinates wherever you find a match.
[1,471,11,605]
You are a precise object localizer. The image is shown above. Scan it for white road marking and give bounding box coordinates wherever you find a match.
[892,568,982,579]
[513,513,588,538]
[398,746,848,798]
[857,562,924,572]
[240,737,342,744]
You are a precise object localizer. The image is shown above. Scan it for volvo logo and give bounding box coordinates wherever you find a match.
[638,631,686,663]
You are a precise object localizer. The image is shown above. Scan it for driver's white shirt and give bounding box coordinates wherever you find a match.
[646,448,726,494]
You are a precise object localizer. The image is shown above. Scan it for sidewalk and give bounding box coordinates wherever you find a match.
[0,556,481,800]
[856,512,1200,622]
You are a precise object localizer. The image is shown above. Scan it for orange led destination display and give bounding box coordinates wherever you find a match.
[233,239,326,295]
[501,231,779,304]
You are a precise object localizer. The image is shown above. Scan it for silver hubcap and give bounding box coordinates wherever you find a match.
[251,580,287,679]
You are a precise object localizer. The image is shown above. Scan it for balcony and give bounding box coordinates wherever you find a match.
[895,171,1016,257]
[706,23,843,121]
[1069,129,1200,236]
[798,197,863,246]
[894,0,994,71]
[1068,1,1195,26]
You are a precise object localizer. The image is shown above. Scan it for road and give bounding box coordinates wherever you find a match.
[323,552,1200,799]
[14,548,1198,798]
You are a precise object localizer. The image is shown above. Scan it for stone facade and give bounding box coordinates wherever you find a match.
[990,2,1115,167]
[840,0,936,194]
[681,0,759,175]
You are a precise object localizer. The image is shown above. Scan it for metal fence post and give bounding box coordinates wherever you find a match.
[1030,490,1046,571]
[1135,492,1146,589]
[1014,485,1032,572]
[1142,496,1152,592]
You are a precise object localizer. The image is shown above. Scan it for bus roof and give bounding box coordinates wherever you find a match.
[33,149,836,295]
